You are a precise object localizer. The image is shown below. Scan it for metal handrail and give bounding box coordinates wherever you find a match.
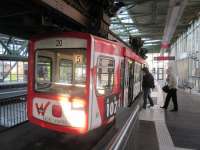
[107,105,140,150]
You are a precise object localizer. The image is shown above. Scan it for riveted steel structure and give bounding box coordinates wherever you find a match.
[0,34,28,83]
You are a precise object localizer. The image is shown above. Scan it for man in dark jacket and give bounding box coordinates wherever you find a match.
[142,67,155,109]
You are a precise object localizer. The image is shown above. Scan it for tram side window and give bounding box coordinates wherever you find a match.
[96,57,115,95]
[36,56,52,89]
[59,59,73,83]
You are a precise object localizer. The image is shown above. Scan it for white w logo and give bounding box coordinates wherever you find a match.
[35,102,50,116]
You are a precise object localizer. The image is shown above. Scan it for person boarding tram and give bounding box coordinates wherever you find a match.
[142,67,155,109]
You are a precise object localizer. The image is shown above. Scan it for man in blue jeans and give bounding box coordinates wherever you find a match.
[142,67,155,109]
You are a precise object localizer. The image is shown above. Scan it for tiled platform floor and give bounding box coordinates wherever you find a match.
[139,81,198,150]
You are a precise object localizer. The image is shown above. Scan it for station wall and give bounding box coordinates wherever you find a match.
[170,16,200,92]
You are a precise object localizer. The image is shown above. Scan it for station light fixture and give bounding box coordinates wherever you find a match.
[143,43,159,47]
[161,0,187,51]
[144,40,161,43]
[142,38,151,41]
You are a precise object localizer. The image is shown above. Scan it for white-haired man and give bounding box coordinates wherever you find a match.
[161,67,178,111]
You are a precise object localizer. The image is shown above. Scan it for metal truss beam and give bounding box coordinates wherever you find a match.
[0,37,28,57]
[124,0,168,5]
[0,55,28,61]
[39,0,89,27]
[0,35,28,81]
[0,40,12,55]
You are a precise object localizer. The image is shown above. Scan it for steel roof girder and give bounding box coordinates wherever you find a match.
[0,40,12,55]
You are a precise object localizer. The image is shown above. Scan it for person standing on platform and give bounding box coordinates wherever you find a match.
[161,67,178,111]
[142,67,155,109]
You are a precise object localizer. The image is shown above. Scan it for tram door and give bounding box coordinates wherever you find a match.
[123,58,135,107]
[123,58,129,107]
[128,60,134,106]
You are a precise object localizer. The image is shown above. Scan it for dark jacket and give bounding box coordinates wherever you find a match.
[142,73,155,89]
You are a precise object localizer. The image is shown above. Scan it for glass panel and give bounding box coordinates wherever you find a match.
[11,61,17,81]
[36,56,52,89]
[59,59,73,83]
[18,62,24,81]
[0,61,3,81]
[4,61,10,81]
[96,57,114,95]
[120,61,125,88]
[0,45,3,54]
[134,63,139,82]
[23,62,28,81]
[75,64,86,84]
[35,49,86,95]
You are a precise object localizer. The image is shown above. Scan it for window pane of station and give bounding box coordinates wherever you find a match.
[0,44,3,54]
[23,62,28,81]
[0,61,3,81]
[17,62,24,81]
[4,61,10,81]
[11,61,17,81]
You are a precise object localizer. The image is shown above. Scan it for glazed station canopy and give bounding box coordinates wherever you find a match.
[110,0,200,53]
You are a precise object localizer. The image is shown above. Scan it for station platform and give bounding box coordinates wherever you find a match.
[0,82,27,100]
[0,87,26,100]
[137,82,200,150]
[0,82,26,88]
[0,82,200,150]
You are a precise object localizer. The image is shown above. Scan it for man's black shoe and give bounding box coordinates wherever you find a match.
[148,104,154,108]
[170,109,178,112]
[160,106,166,109]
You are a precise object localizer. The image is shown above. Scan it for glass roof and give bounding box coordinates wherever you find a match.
[110,10,136,43]
[110,9,160,47]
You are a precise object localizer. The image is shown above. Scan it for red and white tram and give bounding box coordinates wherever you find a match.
[27,32,145,134]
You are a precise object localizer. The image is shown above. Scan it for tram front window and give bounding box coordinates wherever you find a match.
[36,56,52,89]
[35,49,86,96]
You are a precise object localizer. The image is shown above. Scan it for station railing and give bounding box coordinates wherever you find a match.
[0,95,27,130]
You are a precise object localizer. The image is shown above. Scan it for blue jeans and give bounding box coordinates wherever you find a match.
[143,88,154,108]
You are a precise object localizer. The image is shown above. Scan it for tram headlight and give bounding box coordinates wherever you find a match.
[69,99,86,128]
[59,98,86,128]
[71,98,85,110]
[68,109,86,128]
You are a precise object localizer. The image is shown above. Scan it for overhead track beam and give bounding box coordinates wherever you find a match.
[161,0,188,51]
[39,0,89,27]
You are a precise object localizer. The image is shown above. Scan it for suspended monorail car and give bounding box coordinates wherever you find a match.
[27,32,145,134]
